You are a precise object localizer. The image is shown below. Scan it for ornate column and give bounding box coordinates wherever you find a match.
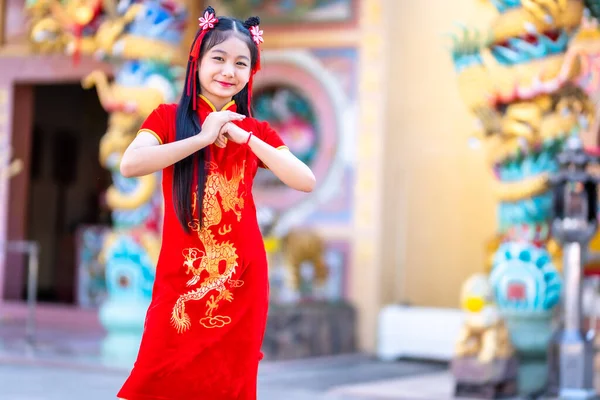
[351,0,388,351]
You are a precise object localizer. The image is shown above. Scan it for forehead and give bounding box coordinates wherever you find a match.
[209,36,251,58]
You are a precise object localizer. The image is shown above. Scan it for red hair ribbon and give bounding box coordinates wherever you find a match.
[246,24,263,116]
[187,10,219,110]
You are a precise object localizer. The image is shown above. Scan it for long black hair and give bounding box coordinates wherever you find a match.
[173,7,260,233]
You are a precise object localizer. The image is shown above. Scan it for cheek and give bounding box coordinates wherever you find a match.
[198,61,215,77]
[238,70,251,85]
[199,69,216,86]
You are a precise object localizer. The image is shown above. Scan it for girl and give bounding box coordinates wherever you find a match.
[116,6,315,400]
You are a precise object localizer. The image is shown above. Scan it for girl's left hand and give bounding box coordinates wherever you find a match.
[221,122,251,144]
[214,134,227,148]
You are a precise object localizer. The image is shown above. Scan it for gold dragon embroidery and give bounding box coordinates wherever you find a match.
[171,161,246,332]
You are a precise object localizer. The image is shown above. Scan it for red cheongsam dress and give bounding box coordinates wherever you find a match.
[117,95,287,400]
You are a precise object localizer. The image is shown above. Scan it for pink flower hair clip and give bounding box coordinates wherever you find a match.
[199,10,218,30]
[249,25,264,45]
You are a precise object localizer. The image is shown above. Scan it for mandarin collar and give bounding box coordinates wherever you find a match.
[197,94,237,117]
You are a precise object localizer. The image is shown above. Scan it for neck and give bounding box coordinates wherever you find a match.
[199,93,232,112]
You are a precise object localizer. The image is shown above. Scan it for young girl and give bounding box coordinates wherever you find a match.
[116,6,315,400]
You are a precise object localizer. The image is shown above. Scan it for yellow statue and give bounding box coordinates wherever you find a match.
[455,274,514,363]
[26,0,104,55]
[280,228,328,293]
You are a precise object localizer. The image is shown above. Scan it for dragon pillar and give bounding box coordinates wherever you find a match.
[24,0,187,367]
[450,0,599,395]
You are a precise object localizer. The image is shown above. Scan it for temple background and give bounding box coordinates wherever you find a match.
[0,0,505,355]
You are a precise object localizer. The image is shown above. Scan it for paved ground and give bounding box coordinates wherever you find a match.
[0,354,447,400]
[0,317,452,399]
[0,318,573,399]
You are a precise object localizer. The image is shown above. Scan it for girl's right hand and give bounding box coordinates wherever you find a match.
[198,111,246,146]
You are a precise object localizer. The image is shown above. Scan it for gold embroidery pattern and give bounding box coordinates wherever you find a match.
[218,225,232,235]
[171,161,246,333]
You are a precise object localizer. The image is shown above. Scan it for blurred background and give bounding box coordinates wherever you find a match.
[3,0,600,399]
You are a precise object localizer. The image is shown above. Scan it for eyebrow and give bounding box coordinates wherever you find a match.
[211,49,250,62]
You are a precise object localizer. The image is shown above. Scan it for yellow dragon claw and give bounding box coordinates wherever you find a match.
[206,295,218,314]
[222,289,233,302]
[522,0,566,24]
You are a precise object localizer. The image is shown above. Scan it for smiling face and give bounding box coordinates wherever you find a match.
[198,35,252,109]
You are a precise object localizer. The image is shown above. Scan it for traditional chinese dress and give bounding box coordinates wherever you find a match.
[117,95,286,400]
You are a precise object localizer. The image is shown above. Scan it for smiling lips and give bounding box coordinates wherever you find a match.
[216,80,234,88]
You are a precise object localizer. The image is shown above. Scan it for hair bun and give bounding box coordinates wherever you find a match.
[243,16,260,28]
[204,5,216,15]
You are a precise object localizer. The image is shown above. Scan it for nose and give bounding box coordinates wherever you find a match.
[222,63,235,78]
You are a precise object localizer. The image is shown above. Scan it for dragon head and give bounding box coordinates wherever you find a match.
[451,0,593,237]
[94,0,187,62]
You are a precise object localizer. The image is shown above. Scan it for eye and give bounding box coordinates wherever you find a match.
[212,56,224,61]
[237,62,248,67]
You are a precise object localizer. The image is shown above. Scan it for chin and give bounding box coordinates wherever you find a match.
[221,90,238,98]
[212,84,240,95]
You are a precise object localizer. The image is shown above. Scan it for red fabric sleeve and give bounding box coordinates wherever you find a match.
[255,120,288,169]
[138,105,168,145]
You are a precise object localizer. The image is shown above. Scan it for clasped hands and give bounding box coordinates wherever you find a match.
[201,110,251,148]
